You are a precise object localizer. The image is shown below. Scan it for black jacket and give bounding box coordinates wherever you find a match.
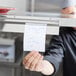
[44,27,76,76]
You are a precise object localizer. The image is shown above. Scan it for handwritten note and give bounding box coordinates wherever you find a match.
[23,23,47,52]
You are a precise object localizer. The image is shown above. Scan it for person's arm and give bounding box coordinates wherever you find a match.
[23,34,64,76]
[44,35,64,75]
[23,51,54,75]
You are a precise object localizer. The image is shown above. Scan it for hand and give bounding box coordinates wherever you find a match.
[23,51,54,75]
[61,6,76,14]
[23,51,43,72]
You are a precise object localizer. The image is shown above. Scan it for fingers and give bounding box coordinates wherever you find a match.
[24,52,39,69]
[61,6,76,14]
[23,51,44,72]
[23,51,37,65]
[29,54,43,71]
[35,56,43,72]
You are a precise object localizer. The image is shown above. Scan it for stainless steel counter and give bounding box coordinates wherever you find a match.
[0,12,76,35]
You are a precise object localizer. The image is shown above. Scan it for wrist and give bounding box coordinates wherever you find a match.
[41,60,54,75]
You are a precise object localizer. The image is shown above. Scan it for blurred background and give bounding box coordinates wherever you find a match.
[0,0,63,76]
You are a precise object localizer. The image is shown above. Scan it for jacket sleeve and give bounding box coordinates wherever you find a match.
[44,35,64,75]
[62,0,76,8]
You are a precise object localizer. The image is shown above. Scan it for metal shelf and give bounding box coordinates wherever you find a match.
[0,12,76,35]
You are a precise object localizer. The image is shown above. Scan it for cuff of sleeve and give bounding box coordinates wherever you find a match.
[62,0,76,8]
[44,56,59,75]
[43,56,59,75]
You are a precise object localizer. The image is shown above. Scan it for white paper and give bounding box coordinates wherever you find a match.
[23,23,47,52]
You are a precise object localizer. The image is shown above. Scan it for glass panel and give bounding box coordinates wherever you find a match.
[27,0,62,13]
